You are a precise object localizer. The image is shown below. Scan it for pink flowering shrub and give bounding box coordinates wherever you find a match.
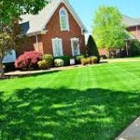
[15,51,42,70]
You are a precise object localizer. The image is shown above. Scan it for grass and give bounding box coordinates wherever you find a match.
[1,62,140,140]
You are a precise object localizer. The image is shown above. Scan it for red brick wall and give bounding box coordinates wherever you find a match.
[17,36,36,56]
[42,3,86,56]
[18,3,86,57]
[126,26,140,41]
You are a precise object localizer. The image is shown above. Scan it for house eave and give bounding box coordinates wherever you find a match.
[26,30,48,37]
[126,24,140,28]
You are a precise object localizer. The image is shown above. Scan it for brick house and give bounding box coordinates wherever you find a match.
[3,0,87,64]
[18,0,87,57]
[99,15,140,57]
[123,15,140,41]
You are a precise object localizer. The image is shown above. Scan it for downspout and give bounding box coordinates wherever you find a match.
[35,35,39,51]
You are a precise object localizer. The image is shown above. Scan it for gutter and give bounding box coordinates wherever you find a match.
[26,30,48,37]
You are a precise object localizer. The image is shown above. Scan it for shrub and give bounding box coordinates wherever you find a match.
[81,58,88,65]
[15,51,42,70]
[54,55,70,66]
[42,54,53,68]
[100,54,107,59]
[87,35,100,63]
[38,60,48,70]
[89,56,97,64]
[54,59,64,67]
[81,56,97,65]
[75,54,85,64]
[128,40,140,57]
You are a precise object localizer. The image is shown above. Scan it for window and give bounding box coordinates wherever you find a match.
[59,7,69,31]
[2,49,16,63]
[52,38,63,57]
[71,38,80,56]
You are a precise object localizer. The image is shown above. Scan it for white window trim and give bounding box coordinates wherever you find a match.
[52,38,63,57]
[59,7,70,31]
[71,37,80,56]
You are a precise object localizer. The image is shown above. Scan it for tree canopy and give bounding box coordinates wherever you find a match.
[93,6,128,50]
[0,0,48,23]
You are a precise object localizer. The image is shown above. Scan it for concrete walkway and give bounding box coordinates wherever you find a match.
[104,58,140,63]
[116,116,140,140]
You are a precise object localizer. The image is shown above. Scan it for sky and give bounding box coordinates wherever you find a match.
[69,0,140,33]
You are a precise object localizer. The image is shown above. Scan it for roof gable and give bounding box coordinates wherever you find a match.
[20,0,87,36]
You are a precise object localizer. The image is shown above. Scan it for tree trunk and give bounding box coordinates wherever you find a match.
[0,59,4,77]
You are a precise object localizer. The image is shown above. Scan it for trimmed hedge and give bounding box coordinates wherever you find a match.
[75,54,85,64]
[54,55,70,66]
[38,60,48,70]
[54,59,64,67]
[81,56,97,65]
[42,54,53,68]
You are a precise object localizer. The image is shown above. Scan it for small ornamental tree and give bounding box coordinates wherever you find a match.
[93,6,128,55]
[0,23,21,77]
[15,51,42,70]
[87,35,100,63]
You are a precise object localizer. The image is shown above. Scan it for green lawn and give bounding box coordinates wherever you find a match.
[1,62,140,140]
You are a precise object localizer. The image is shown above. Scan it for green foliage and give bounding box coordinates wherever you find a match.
[38,54,53,69]
[90,56,98,63]
[54,56,70,66]
[81,58,88,65]
[0,23,22,76]
[54,59,64,67]
[128,40,140,57]
[0,0,48,24]
[87,35,100,63]
[38,60,48,70]
[75,54,85,64]
[93,6,128,50]
[42,54,53,68]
